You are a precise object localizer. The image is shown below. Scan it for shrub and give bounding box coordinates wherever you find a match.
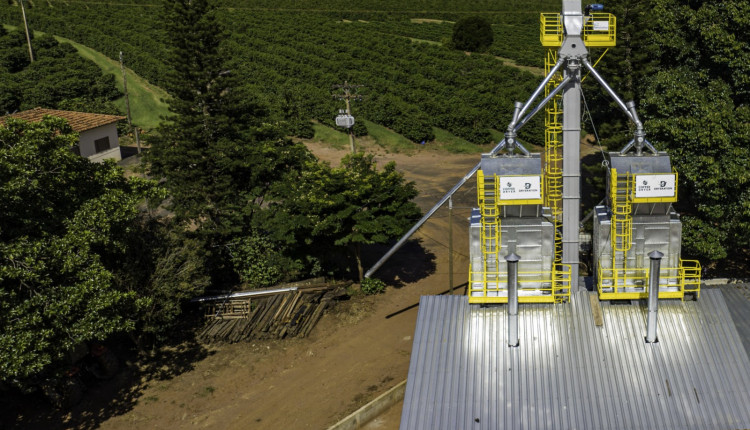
[361,277,387,295]
[229,235,286,288]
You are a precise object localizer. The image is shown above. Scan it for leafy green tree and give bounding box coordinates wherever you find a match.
[0,117,151,385]
[272,154,422,281]
[0,115,210,385]
[452,16,494,52]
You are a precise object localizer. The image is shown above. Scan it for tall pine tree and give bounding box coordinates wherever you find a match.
[147,0,309,283]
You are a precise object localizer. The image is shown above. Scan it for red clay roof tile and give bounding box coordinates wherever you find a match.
[0,107,126,133]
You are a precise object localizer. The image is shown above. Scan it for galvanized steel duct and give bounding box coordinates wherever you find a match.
[506,253,521,347]
[646,250,664,343]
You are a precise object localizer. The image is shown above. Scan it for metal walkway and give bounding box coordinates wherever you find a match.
[401,289,750,429]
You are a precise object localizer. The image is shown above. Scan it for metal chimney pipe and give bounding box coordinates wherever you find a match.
[506,253,521,347]
[646,250,664,343]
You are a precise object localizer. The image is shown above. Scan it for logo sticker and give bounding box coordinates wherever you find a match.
[498,176,542,201]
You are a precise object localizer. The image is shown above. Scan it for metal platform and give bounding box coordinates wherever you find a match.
[401,289,750,429]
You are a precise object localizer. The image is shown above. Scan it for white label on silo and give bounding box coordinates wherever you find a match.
[592,21,609,31]
[634,174,676,198]
[499,175,542,200]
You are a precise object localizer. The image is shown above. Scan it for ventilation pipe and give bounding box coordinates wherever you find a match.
[506,253,520,347]
[646,250,664,343]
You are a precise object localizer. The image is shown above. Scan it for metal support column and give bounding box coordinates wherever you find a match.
[559,0,587,292]
[562,62,581,292]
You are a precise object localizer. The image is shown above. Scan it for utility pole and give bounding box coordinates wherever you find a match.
[19,0,34,62]
[119,52,141,154]
[333,81,362,154]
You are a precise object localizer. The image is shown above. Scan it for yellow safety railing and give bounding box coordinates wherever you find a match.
[597,260,702,300]
[540,13,616,47]
[583,13,616,46]
[681,259,702,298]
[468,264,572,304]
[540,13,563,47]
[477,170,501,286]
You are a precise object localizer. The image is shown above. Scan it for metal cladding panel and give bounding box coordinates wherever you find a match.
[609,152,673,174]
[592,206,610,276]
[499,217,553,274]
[593,209,682,272]
[401,291,750,429]
[469,208,482,273]
[480,154,542,176]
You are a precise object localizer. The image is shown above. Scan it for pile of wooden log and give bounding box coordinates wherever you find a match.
[196,279,350,344]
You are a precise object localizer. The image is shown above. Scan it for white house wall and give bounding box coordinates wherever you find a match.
[78,123,121,163]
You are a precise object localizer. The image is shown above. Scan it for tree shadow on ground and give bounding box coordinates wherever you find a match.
[0,326,212,430]
[361,238,437,288]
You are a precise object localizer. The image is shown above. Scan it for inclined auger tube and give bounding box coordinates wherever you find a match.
[582,58,633,122]
[582,58,658,156]
[364,67,572,279]
[514,75,572,131]
[500,75,572,156]
[513,58,564,129]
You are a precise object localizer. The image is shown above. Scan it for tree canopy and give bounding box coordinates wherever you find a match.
[0,115,214,389]
[591,0,750,263]
[268,153,422,281]
[451,16,494,52]
[0,30,121,115]
[0,117,148,384]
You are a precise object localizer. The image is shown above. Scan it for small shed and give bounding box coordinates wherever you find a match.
[0,107,126,163]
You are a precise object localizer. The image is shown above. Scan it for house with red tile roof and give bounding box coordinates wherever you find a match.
[0,108,126,163]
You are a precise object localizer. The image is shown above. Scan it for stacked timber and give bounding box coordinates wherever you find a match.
[196,280,350,343]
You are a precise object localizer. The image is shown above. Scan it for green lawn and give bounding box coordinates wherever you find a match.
[313,121,496,155]
[311,123,351,149]
[3,24,170,131]
[432,127,487,154]
[362,119,414,153]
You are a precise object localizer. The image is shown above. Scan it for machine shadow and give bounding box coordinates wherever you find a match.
[361,238,437,288]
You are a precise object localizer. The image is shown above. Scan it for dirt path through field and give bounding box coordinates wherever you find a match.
[92,141,479,429]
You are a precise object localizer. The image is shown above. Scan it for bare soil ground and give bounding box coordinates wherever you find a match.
[1,139,479,430]
[101,141,478,430]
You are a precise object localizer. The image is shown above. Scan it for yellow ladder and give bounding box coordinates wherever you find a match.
[609,168,632,252]
[478,171,501,293]
[544,49,566,303]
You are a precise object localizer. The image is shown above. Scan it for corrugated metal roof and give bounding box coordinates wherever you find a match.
[401,290,750,429]
[719,284,750,358]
